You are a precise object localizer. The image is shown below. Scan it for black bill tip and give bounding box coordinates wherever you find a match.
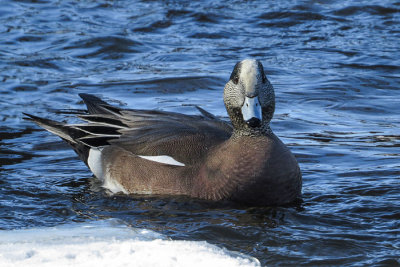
[246,117,261,128]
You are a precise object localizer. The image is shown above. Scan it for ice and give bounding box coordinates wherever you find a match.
[0,220,260,267]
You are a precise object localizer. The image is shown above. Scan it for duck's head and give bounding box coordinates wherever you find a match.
[224,59,275,135]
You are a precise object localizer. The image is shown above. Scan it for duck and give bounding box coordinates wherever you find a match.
[24,59,302,206]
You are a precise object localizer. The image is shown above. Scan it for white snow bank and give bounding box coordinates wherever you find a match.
[0,220,260,267]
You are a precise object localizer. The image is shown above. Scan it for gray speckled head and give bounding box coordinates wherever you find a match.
[224,59,275,136]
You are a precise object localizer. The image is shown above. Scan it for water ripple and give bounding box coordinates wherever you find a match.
[0,0,399,265]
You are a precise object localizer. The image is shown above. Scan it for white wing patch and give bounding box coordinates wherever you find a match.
[138,155,185,167]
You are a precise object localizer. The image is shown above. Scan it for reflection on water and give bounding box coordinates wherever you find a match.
[0,0,399,265]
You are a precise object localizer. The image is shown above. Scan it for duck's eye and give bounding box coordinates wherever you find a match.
[232,76,239,85]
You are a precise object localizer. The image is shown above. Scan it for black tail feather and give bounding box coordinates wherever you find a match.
[23,113,90,164]
[79,93,122,115]
[78,114,128,127]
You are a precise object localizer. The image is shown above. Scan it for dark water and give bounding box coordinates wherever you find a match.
[1,0,400,265]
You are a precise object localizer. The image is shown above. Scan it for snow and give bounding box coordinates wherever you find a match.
[0,220,260,267]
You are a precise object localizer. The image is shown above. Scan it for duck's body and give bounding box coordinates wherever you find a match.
[25,59,302,206]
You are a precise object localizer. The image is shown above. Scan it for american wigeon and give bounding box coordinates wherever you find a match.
[25,59,302,206]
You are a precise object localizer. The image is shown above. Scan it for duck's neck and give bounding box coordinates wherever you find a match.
[231,123,272,139]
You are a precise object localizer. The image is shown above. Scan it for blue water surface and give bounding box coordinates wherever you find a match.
[0,0,399,265]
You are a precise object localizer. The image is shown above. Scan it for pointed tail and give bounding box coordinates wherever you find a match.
[23,113,90,164]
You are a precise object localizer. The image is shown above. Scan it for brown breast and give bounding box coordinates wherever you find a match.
[191,134,302,206]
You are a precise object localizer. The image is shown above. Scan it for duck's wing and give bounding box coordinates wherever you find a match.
[25,94,233,166]
[112,110,232,163]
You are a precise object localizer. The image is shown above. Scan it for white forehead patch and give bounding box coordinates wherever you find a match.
[240,59,259,96]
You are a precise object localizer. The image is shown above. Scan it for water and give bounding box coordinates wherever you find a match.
[1,0,399,265]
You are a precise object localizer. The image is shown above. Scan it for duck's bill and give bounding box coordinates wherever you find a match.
[241,96,262,128]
